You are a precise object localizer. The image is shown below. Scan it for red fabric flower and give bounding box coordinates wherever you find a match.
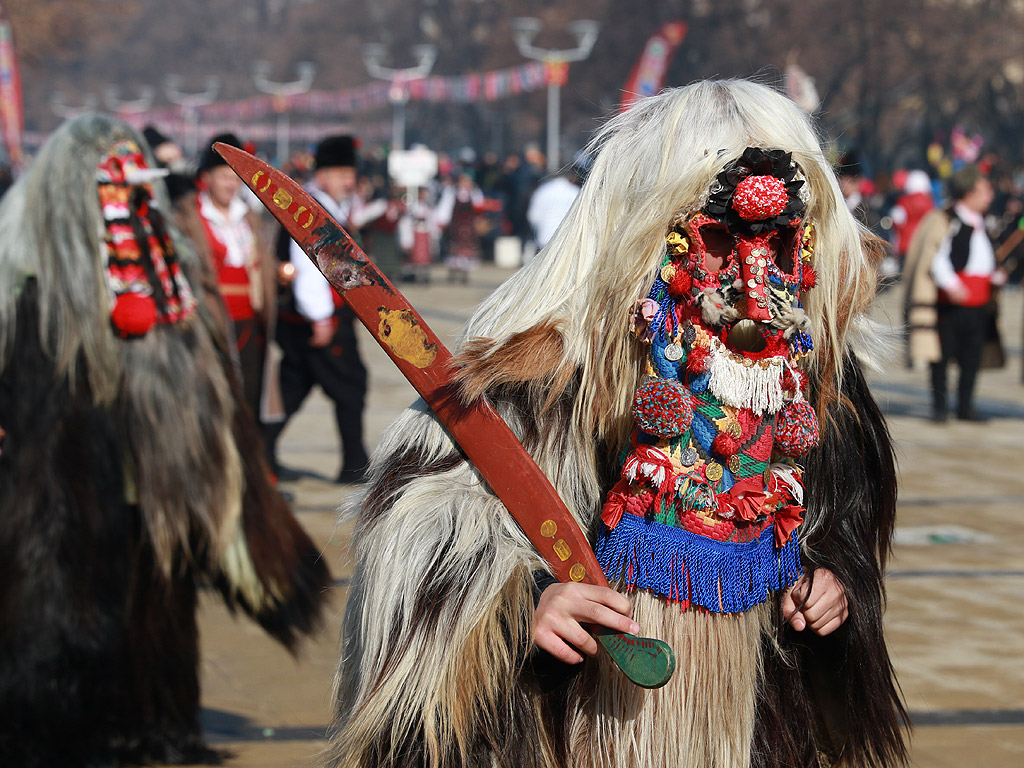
[801,266,817,291]
[727,476,768,522]
[731,175,789,221]
[601,479,656,530]
[774,503,804,547]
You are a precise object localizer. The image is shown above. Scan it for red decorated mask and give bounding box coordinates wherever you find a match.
[597,148,822,614]
[97,139,195,338]
[668,148,816,360]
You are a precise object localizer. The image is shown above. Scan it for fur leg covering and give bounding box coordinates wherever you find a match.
[326,403,559,768]
[568,594,769,768]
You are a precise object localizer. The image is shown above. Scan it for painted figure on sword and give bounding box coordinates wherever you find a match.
[0,115,330,767]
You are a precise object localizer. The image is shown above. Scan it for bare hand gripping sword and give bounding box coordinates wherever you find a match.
[215,144,675,688]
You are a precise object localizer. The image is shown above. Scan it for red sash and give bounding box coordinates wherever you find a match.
[939,274,990,307]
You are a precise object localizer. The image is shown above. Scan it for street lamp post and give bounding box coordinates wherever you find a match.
[252,61,316,166]
[103,85,155,115]
[51,92,98,120]
[511,18,599,173]
[164,75,221,156]
[362,43,437,151]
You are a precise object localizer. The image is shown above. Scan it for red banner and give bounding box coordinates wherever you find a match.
[618,21,687,113]
[0,7,23,168]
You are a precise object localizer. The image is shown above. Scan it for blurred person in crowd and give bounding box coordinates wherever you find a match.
[142,124,195,203]
[836,150,886,230]
[398,185,442,282]
[889,169,934,272]
[526,160,584,250]
[904,164,1006,422]
[436,171,484,283]
[175,132,277,423]
[991,183,1024,285]
[502,147,543,256]
[837,150,893,278]
[326,80,906,768]
[0,115,328,766]
[267,134,369,484]
[477,150,505,195]
[355,173,405,283]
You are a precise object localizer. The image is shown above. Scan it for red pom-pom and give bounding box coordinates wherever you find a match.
[773,400,820,457]
[632,379,694,438]
[731,175,789,221]
[801,266,817,291]
[686,346,710,373]
[712,432,740,458]
[668,270,692,297]
[111,292,157,338]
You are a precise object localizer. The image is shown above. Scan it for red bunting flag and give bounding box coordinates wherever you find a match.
[619,21,687,113]
[0,5,23,169]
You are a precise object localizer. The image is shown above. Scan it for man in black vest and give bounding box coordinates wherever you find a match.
[927,165,1002,422]
[267,136,369,482]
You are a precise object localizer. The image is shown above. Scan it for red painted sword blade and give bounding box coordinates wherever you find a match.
[214,143,607,589]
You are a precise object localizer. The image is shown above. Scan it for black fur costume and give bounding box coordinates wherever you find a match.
[0,116,329,767]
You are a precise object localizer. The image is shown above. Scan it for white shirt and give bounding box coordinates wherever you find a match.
[289,184,354,323]
[527,176,580,248]
[930,202,996,291]
[198,192,255,268]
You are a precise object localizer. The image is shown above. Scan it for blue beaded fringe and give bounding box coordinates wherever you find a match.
[596,514,803,614]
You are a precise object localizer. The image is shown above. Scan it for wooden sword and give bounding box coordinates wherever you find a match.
[214,143,675,688]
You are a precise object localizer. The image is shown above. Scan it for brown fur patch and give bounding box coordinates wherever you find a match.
[453,321,574,413]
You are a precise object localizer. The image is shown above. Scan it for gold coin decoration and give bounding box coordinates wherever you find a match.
[540,520,557,538]
[661,264,676,282]
[728,455,742,473]
[553,539,572,561]
[705,462,724,483]
[569,563,586,582]
[725,420,742,438]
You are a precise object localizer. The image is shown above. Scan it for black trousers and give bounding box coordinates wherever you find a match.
[232,316,266,421]
[930,303,989,416]
[266,309,368,475]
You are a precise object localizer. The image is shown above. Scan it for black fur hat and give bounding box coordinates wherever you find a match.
[142,125,171,151]
[315,135,357,169]
[198,132,242,173]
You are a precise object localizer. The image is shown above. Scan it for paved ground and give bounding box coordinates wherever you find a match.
[189,265,1024,767]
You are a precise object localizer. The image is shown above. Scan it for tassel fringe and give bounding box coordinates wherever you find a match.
[596,515,802,614]
[706,337,788,415]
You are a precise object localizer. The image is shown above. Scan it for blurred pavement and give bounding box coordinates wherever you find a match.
[188,266,1024,768]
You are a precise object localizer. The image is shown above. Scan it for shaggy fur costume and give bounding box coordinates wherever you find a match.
[0,116,329,767]
[326,82,906,768]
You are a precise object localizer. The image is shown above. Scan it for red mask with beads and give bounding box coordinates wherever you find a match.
[595,148,820,615]
[97,138,196,338]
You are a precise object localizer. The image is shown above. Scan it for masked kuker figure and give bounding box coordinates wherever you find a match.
[0,115,329,766]
[327,81,906,768]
